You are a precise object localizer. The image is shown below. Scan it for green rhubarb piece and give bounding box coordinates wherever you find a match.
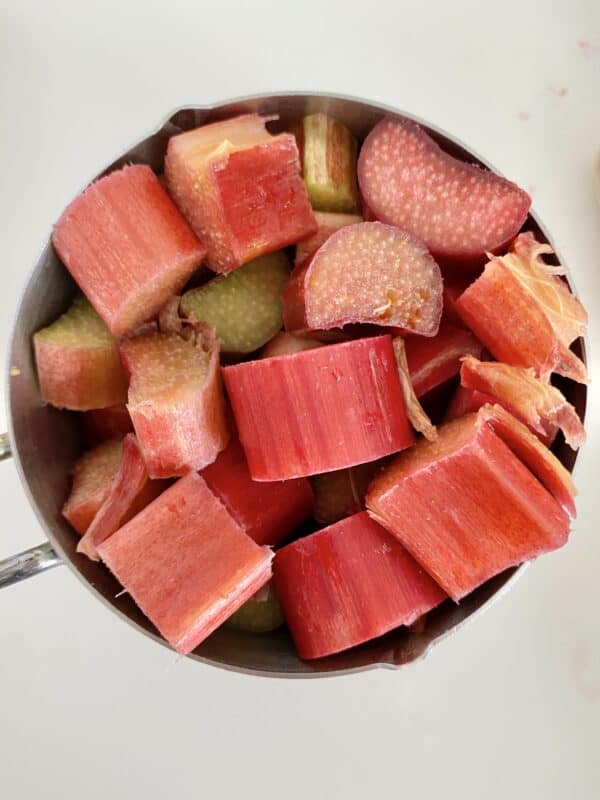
[301,113,359,213]
[180,252,290,354]
[224,581,285,633]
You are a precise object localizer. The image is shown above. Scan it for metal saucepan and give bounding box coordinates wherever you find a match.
[0,92,587,676]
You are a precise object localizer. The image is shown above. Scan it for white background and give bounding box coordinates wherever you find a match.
[1,1,599,797]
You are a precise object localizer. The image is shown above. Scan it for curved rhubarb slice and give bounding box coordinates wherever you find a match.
[97,472,273,655]
[357,117,531,264]
[273,512,446,659]
[81,404,134,446]
[455,234,588,383]
[223,335,414,481]
[180,251,289,353]
[403,321,484,398]
[283,222,443,333]
[34,296,128,410]
[52,165,206,336]
[62,438,124,534]
[224,581,285,633]
[77,434,167,561]
[366,410,571,601]
[294,211,362,268]
[200,436,313,546]
[311,462,382,525]
[165,114,317,274]
[298,113,359,213]
[460,356,584,450]
[120,327,228,478]
[392,338,437,441]
[261,331,324,358]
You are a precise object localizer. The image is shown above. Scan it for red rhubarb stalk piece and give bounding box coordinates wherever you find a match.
[77,434,167,561]
[120,326,228,478]
[283,221,443,334]
[444,386,497,422]
[62,438,124,534]
[403,320,484,398]
[392,338,437,441]
[366,409,571,601]
[455,233,588,383]
[294,211,362,268]
[310,462,383,526]
[200,436,313,547]
[97,472,273,655]
[357,117,531,264]
[460,356,584,449]
[165,114,317,274]
[261,331,324,358]
[443,279,472,327]
[52,165,206,337]
[223,335,415,481]
[81,404,134,446]
[273,512,446,659]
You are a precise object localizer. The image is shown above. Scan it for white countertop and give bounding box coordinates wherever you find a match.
[1,2,599,797]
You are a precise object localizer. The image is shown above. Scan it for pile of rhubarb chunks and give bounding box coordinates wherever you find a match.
[35,110,588,661]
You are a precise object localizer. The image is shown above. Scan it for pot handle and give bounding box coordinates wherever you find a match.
[0,432,63,588]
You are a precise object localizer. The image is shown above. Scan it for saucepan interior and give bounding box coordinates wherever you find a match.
[6,93,587,677]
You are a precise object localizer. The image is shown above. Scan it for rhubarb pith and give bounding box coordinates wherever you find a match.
[62,438,124,534]
[52,165,206,336]
[34,296,128,411]
[366,410,570,601]
[294,211,363,268]
[223,335,415,481]
[299,113,359,213]
[180,251,289,354]
[358,117,531,264]
[283,222,443,334]
[165,114,317,274]
[273,512,446,659]
[120,327,228,478]
[98,472,273,655]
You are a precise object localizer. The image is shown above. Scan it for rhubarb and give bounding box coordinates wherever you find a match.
[392,338,437,441]
[224,581,285,633]
[81,404,133,446]
[261,331,324,358]
[311,462,382,525]
[294,211,362,268]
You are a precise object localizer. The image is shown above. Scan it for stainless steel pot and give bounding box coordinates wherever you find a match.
[0,92,587,677]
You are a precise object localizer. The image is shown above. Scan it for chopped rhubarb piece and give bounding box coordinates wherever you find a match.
[311,462,382,525]
[77,434,167,561]
[366,411,570,601]
[97,472,273,655]
[180,251,289,353]
[460,356,584,449]
[445,386,496,422]
[295,211,362,268]
[455,234,588,383]
[120,326,228,478]
[443,279,471,327]
[392,338,437,441]
[52,165,206,336]
[273,512,446,659]
[81,404,134,446]
[223,335,414,480]
[200,436,313,546]
[224,581,285,633]
[165,114,317,274]
[261,331,324,358]
[34,296,128,411]
[62,438,123,534]
[403,321,484,398]
[357,117,531,264]
[283,222,443,334]
[298,113,359,212]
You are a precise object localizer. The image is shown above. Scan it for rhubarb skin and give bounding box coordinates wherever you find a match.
[120,328,228,478]
[455,234,588,383]
[165,114,317,274]
[77,434,167,561]
[200,437,313,547]
[62,438,124,534]
[98,472,273,655]
[283,222,443,334]
[81,404,134,446]
[52,165,206,337]
[223,335,415,481]
[299,113,359,213]
[34,296,128,411]
[294,211,363,268]
[366,411,570,601]
[357,117,531,266]
[392,337,437,441]
[273,512,446,660]
[403,321,484,398]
